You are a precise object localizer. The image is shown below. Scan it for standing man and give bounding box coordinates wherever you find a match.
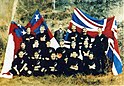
[92,28,108,74]
[36,26,50,49]
[80,27,91,44]
[68,25,81,50]
[22,27,35,56]
[54,23,66,43]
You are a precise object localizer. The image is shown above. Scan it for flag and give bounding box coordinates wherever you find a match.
[106,19,122,75]
[107,38,122,75]
[0,21,26,78]
[26,10,59,49]
[26,10,44,34]
[65,8,122,75]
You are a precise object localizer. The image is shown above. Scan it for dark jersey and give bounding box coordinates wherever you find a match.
[68,32,81,43]
[80,33,91,44]
[22,34,35,43]
[56,47,68,59]
[81,45,90,62]
[29,56,43,76]
[22,34,35,56]
[84,58,99,75]
[10,56,29,76]
[32,47,41,55]
[66,57,82,75]
[69,48,79,58]
[36,32,50,49]
[47,60,58,75]
[41,47,55,60]
[16,48,28,56]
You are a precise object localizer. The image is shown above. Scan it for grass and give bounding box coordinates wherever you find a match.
[0,71,123,85]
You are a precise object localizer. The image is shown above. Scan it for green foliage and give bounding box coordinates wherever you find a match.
[0,37,4,50]
[0,25,8,31]
[0,25,8,50]
[16,0,123,22]
[117,21,124,47]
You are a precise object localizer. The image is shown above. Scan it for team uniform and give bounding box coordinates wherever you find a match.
[66,47,82,76]
[47,58,58,75]
[80,32,91,44]
[68,31,81,49]
[36,31,50,49]
[9,53,31,76]
[84,56,98,75]
[41,46,55,60]
[56,47,69,75]
[22,33,35,56]
[29,53,43,76]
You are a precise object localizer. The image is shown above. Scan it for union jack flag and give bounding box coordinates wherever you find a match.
[65,8,122,75]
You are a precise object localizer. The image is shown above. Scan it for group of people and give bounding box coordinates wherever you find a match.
[9,24,108,77]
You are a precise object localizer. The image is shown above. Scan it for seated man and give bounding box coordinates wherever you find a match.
[40,45,56,75]
[41,41,55,60]
[29,51,43,76]
[36,26,50,49]
[56,39,69,75]
[66,41,82,76]
[9,51,32,76]
[47,52,58,75]
[84,52,98,75]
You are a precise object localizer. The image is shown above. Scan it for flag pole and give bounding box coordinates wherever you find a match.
[7,0,18,33]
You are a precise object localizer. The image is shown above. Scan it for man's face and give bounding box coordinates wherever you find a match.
[34,40,39,47]
[98,28,102,34]
[18,51,24,58]
[89,54,94,60]
[40,26,45,33]
[46,41,50,47]
[60,41,64,46]
[71,42,76,48]
[34,52,39,59]
[72,52,78,58]
[27,28,31,34]
[83,28,87,33]
[83,40,88,46]
[51,53,56,60]
[21,43,26,49]
[71,25,76,32]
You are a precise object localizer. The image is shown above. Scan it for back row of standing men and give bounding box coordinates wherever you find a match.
[9,24,108,76]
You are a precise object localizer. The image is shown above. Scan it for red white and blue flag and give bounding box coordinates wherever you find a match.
[65,8,122,75]
[0,21,27,78]
[26,10,59,49]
